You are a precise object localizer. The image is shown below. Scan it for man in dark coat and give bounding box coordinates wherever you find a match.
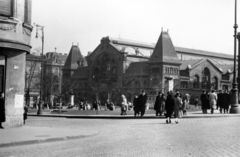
[223,90,231,113]
[217,90,224,113]
[0,93,5,129]
[133,95,140,117]
[154,92,163,116]
[200,90,208,114]
[138,90,148,117]
[165,92,175,124]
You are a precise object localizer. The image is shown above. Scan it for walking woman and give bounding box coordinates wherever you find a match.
[121,94,128,116]
[165,92,175,124]
[154,92,162,116]
[133,95,139,117]
[174,93,182,124]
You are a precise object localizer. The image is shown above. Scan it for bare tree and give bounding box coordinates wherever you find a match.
[25,47,42,106]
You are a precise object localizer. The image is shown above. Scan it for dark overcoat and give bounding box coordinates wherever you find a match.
[0,97,5,122]
[133,97,139,113]
[138,94,148,111]
[165,95,175,113]
[200,93,208,110]
[154,95,161,111]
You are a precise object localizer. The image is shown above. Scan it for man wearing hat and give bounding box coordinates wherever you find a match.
[200,90,208,114]
[138,90,148,117]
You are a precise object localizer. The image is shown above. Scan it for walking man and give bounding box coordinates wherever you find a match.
[209,90,218,114]
[138,90,148,117]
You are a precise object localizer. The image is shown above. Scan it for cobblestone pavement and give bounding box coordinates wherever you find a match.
[1,116,240,157]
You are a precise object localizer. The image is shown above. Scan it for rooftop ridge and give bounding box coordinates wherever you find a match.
[108,37,233,59]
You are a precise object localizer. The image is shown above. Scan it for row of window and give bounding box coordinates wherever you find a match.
[180,81,218,90]
[164,67,179,75]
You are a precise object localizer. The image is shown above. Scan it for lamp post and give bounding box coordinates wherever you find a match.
[34,23,44,115]
[230,0,240,113]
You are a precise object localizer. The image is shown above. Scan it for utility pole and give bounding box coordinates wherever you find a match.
[34,23,44,115]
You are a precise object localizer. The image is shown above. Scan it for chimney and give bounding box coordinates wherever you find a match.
[55,47,57,52]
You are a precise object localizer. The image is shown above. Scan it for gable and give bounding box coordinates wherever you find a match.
[87,37,123,66]
[150,31,180,64]
[189,60,222,79]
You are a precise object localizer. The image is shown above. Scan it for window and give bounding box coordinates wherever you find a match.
[0,0,14,17]
[193,75,199,89]
[180,81,188,89]
[212,76,218,90]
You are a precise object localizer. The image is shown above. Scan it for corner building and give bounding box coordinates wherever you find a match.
[0,0,32,127]
[63,31,234,106]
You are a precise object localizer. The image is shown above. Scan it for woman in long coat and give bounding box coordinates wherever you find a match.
[165,92,175,124]
[154,92,162,116]
[0,93,5,129]
[174,93,182,124]
[121,94,128,116]
[133,95,139,117]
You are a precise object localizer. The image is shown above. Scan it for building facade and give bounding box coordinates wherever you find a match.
[25,50,67,107]
[62,31,234,106]
[0,0,33,127]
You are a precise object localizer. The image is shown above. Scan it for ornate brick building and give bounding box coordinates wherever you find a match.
[62,31,234,106]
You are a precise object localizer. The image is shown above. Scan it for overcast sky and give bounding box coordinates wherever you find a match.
[31,0,237,56]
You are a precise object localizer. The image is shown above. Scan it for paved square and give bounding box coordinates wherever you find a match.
[1,116,240,157]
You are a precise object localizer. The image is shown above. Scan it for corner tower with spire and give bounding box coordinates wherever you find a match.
[62,44,83,80]
[149,31,181,93]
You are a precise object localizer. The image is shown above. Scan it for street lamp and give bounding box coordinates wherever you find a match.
[230,0,240,113]
[34,23,44,115]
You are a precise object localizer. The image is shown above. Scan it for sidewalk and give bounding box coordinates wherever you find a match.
[1,109,240,148]
[0,126,98,148]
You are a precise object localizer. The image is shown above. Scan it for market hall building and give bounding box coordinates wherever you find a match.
[62,31,234,105]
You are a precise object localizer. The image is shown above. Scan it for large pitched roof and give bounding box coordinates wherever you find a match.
[180,59,202,70]
[150,31,180,64]
[105,36,233,62]
[109,37,154,57]
[175,47,233,60]
[180,58,225,73]
[218,64,234,73]
[63,45,82,70]
[125,62,149,76]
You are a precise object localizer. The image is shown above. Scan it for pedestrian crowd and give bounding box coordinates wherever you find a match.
[201,90,231,114]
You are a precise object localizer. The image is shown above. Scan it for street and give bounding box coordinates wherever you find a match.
[1,116,240,157]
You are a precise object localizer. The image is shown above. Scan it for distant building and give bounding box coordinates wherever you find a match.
[25,50,67,106]
[62,31,235,106]
[43,51,67,104]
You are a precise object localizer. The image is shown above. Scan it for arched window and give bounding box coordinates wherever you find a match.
[202,67,210,89]
[93,68,100,83]
[111,66,117,82]
[193,75,200,89]
[212,76,218,90]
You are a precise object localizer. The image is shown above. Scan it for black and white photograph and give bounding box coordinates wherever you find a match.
[0,0,240,156]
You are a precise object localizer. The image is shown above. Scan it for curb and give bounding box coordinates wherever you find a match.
[0,134,97,148]
[28,113,240,119]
